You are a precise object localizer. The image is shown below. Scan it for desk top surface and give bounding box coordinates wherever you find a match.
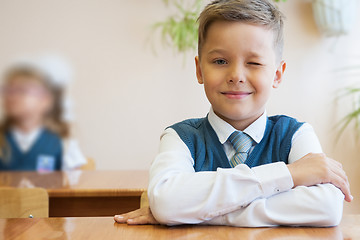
[0,215,359,240]
[0,170,148,197]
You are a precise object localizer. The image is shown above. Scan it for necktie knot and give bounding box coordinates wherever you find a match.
[228,131,253,167]
[228,131,252,153]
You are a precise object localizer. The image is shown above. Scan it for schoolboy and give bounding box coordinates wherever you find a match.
[115,0,352,227]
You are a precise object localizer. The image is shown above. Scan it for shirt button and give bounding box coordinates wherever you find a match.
[275,188,280,193]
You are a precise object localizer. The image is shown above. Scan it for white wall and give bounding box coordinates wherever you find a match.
[0,0,359,213]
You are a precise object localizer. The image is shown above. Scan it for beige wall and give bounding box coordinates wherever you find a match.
[0,0,358,213]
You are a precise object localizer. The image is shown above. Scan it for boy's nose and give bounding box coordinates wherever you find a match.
[228,65,246,83]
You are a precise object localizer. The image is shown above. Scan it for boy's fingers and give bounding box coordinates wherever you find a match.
[114,208,145,223]
[323,159,352,202]
[331,173,352,202]
[127,215,158,225]
[328,157,342,168]
[114,215,127,223]
[331,167,348,186]
[329,162,350,188]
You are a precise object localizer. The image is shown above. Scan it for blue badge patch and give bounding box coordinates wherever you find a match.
[36,155,56,172]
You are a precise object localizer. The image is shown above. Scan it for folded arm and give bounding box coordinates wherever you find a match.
[148,128,294,225]
[204,183,344,227]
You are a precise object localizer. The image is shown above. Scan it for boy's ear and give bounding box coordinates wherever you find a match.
[195,56,204,84]
[273,60,286,88]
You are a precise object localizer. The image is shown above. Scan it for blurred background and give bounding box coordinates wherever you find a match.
[0,0,358,214]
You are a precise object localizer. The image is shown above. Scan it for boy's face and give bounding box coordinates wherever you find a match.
[195,21,286,130]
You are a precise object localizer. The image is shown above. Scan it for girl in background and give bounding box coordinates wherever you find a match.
[0,56,87,171]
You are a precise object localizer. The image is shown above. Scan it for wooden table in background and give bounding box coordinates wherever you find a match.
[1,215,359,240]
[0,170,148,217]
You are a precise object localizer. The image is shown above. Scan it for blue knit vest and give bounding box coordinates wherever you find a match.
[169,115,304,171]
[0,129,63,171]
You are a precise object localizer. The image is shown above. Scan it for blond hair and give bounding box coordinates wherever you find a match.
[0,65,70,160]
[197,0,284,61]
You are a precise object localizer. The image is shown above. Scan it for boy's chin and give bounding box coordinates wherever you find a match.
[215,108,262,123]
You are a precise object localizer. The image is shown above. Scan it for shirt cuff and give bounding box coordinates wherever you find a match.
[251,162,294,198]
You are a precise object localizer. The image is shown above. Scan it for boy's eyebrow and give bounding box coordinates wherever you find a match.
[247,51,264,58]
[207,49,229,55]
[207,49,264,59]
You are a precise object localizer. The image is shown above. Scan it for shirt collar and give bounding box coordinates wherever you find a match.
[208,108,267,144]
[11,127,43,152]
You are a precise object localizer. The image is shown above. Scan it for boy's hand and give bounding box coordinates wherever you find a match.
[114,207,159,225]
[287,153,353,202]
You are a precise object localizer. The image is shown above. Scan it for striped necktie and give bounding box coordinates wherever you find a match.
[228,131,253,167]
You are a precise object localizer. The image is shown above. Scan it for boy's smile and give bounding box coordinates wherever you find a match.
[195,21,286,131]
[221,90,253,100]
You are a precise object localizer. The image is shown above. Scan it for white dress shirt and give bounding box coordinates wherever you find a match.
[11,127,87,170]
[148,109,344,227]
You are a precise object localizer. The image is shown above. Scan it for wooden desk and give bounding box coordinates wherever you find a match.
[0,170,148,217]
[0,215,359,240]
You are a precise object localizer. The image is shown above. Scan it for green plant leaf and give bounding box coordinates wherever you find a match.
[151,0,201,54]
[336,85,360,140]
